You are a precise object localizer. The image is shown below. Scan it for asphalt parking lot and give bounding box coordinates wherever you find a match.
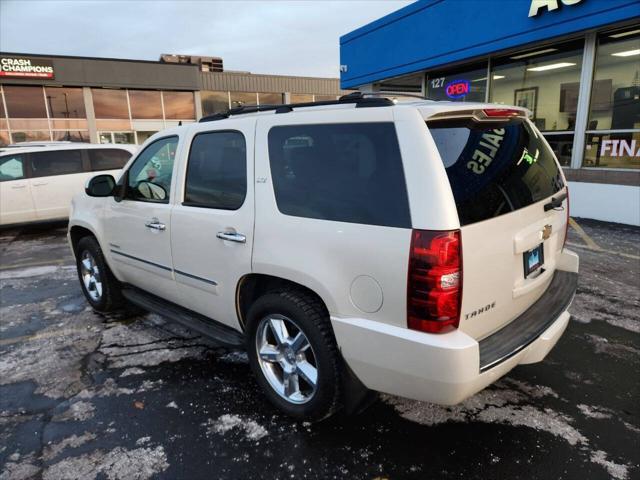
[0,218,638,480]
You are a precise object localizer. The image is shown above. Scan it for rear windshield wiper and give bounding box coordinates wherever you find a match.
[544,191,568,211]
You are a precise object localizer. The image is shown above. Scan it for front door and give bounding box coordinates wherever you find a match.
[0,153,36,225]
[170,122,255,329]
[103,135,180,299]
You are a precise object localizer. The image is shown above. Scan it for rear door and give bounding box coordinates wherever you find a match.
[427,114,568,340]
[0,153,36,225]
[28,148,85,220]
[170,122,254,329]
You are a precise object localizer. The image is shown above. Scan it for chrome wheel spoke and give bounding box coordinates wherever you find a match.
[283,370,300,398]
[259,344,280,363]
[81,258,92,271]
[296,360,318,387]
[268,318,289,346]
[290,332,310,354]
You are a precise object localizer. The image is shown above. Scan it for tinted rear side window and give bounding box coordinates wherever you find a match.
[30,149,84,178]
[184,131,247,210]
[428,118,564,226]
[89,148,131,171]
[268,123,411,228]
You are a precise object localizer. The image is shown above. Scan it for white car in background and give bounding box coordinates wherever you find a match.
[0,142,137,226]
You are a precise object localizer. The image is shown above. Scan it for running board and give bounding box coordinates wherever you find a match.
[121,287,245,347]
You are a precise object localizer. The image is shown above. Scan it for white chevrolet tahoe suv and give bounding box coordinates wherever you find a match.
[68,93,579,420]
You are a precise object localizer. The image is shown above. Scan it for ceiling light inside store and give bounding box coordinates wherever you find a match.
[611,49,640,57]
[510,48,558,60]
[527,62,576,72]
[492,75,505,80]
[609,29,640,39]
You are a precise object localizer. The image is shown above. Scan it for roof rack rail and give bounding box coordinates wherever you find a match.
[198,92,394,123]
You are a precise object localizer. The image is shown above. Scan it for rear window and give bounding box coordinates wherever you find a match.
[428,118,564,226]
[89,148,131,171]
[268,123,411,228]
[30,149,84,178]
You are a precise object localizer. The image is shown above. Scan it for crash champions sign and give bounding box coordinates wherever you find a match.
[0,56,54,79]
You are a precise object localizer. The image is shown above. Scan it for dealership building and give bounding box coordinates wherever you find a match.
[0,52,347,146]
[340,0,640,225]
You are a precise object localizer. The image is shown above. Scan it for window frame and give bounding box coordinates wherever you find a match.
[182,129,248,211]
[122,135,179,204]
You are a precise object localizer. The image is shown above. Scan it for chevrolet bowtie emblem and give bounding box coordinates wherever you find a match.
[542,224,552,240]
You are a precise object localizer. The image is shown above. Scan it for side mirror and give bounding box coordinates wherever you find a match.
[85,174,115,197]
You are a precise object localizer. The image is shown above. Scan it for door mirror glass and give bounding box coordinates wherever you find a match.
[85,174,115,197]
[135,180,167,201]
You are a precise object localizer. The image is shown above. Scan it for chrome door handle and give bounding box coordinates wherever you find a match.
[145,218,166,231]
[216,231,246,243]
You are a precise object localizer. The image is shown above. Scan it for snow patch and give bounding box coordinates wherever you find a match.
[43,432,97,461]
[0,265,58,279]
[43,446,169,480]
[204,414,268,441]
[120,367,145,377]
[577,404,614,420]
[52,401,96,422]
[589,450,629,480]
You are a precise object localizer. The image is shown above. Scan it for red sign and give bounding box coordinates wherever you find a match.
[0,57,54,79]
[445,80,470,99]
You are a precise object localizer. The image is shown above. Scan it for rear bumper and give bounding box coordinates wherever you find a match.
[332,251,578,405]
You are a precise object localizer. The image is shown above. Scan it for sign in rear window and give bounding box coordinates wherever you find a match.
[0,56,54,79]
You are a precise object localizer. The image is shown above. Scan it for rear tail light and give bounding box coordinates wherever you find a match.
[407,230,462,334]
[563,186,570,249]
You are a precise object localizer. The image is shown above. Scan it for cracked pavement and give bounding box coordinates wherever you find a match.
[0,219,638,479]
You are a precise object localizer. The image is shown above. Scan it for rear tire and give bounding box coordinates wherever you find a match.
[246,289,342,421]
[76,236,127,313]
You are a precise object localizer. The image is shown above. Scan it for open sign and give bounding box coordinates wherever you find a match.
[445,79,470,99]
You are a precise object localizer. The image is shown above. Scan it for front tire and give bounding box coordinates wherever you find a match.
[75,236,126,313]
[246,289,342,421]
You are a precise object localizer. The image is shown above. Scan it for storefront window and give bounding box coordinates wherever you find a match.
[0,91,5,117]
[3,86,47,118]
[491,40,583,132]
[314,95,338,102]
[52,130,89,142]
[258,92,283,105]
[583,26,639,169]
[201,91,229,116]
[163,91,195,119]
[11,131,51,143]
[0,131,9,146]
[584,132,639,169]
[230,92,257,108]
[136,131,157,145]
[45,87,86,118]
[290,94,313,103]
[92,89,129,119]
[427,63,487,102]
[588,27,639,131]
[129,90,163,119]
[544,133,574,167]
